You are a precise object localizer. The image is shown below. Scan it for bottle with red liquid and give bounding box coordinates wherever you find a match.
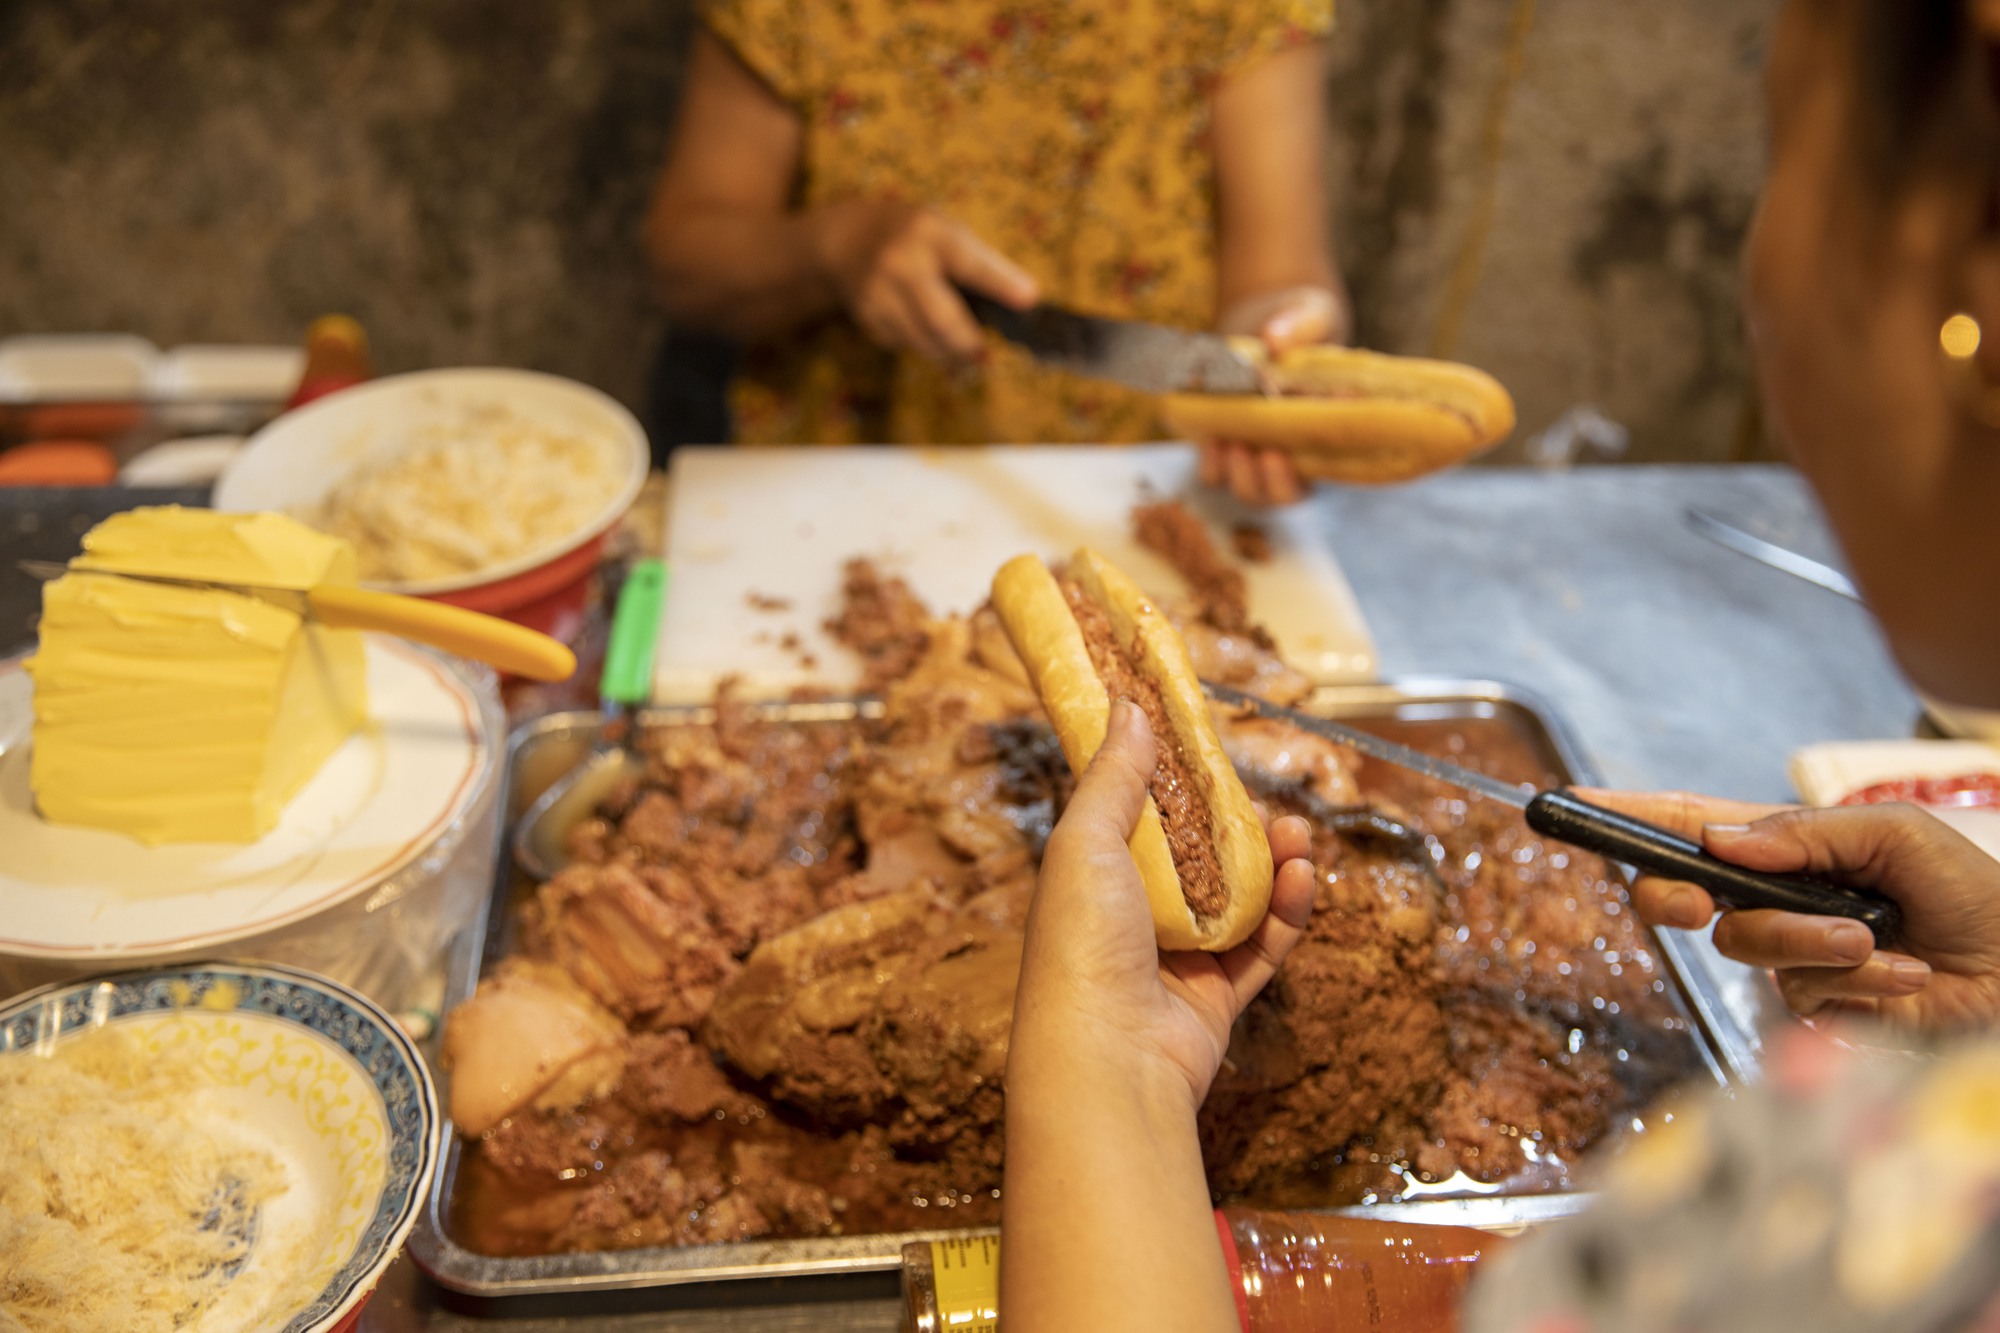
[1219,1208,1498,1332]
[284,315,371,410]
[901,1208,1501,1333]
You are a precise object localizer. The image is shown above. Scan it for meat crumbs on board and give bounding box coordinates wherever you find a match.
[824,558,932,692]
[444,504,1703,1257]
[1231,522,1273,564]
[1133,498,1253,634]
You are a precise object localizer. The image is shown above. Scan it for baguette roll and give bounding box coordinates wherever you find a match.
[1162,340,1517,485]
[992,548,1273,951]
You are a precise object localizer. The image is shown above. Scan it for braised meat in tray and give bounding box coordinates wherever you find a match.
[443,520,1703,1258]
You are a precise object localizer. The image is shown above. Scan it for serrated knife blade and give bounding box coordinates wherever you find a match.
[1202,680,1534,807]
[959,288,1263,396]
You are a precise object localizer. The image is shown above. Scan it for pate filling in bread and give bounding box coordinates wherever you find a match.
[1059,577,1227,920]
[1272,384,1480,420]
[1268,383,1481,428]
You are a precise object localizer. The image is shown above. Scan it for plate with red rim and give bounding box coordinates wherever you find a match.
[0,636,492,959]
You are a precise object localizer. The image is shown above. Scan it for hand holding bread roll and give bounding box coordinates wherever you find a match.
[992,548,1273,951]
[1166,340,1517,486]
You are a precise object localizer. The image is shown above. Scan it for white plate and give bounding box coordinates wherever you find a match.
[0,637,487,959]
[118,434,246,486]
[655,444,1379,702]
[211,367,650,596]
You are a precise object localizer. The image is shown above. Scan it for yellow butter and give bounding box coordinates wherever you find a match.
[24,507,369,845]
[70,505,354,589]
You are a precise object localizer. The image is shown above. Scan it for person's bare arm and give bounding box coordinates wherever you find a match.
[644,29,831,339]
[1000,705,1316,1333]
[1212,40,1345,337]
[1201,40,1349,505]
[645,29,1037,357]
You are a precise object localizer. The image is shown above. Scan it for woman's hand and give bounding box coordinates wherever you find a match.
[1579,788,2000,1034]
[1001,701,1314,1333]
[1199,284,1348,507]
[813,199,1038,363]
[1012,700,1317,1104]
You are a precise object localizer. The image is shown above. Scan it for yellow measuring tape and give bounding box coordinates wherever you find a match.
[929,1235,1000,1333]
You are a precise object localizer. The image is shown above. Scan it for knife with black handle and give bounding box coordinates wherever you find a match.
[957,286,1263,395]
[1204,681,1905,946]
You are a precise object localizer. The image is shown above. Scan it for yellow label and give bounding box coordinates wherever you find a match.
[930,1235,1001,1333]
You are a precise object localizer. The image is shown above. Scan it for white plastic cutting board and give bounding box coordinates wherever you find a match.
[655,445,1376,703]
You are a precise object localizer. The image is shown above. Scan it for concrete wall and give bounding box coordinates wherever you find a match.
[1328,0,1781,463]
[1,0,1780,462]
[2,0,692,408]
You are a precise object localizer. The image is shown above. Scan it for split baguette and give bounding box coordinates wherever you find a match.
[1162,340,1517,485]
[991,548,1272,951]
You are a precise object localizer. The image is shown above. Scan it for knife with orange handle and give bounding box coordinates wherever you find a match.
[19,559,578,682]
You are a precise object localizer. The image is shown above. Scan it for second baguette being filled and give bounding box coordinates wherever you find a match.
[1161,341,1516,484]
[992,548,1273,951]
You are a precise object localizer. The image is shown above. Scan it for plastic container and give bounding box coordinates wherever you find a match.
[0,648,505,1024]
[900,1209,1501,1333]
[1220,1209,1497,1332]
[0,336,157,449]
[0,334,159,401]
[154,344,306,401]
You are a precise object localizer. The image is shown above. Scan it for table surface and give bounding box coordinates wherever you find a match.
[0,484,213,657]
[363,461,1921,1332]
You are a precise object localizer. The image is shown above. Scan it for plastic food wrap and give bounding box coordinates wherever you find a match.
[1468,1029,2000,1333]
[0,653,504,1025]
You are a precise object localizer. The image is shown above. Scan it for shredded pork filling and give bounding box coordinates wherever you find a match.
[1060,578,1227,921]
[1133,499,1252,633]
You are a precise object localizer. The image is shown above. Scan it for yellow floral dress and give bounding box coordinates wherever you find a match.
[702,0,1334,446]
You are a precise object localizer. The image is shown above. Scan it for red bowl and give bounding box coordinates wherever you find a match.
[213,369,650,648]
[424,529,607,646]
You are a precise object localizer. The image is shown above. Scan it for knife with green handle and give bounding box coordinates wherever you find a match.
[601,558,667,706]
[511,558,668,880]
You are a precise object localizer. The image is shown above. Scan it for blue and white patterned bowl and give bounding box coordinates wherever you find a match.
[0,961,439,1332]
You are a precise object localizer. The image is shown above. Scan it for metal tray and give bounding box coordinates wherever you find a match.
[407,678,1765,1295]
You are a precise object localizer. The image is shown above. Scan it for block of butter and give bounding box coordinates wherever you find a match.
[24,506,369,844]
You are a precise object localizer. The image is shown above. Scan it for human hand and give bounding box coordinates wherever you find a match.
[814,199,1038,363]
[1221,284,1351,352]
[1578,788,2000,1034]
[1012,700,1317,1105]
[1198,285,1349,506]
